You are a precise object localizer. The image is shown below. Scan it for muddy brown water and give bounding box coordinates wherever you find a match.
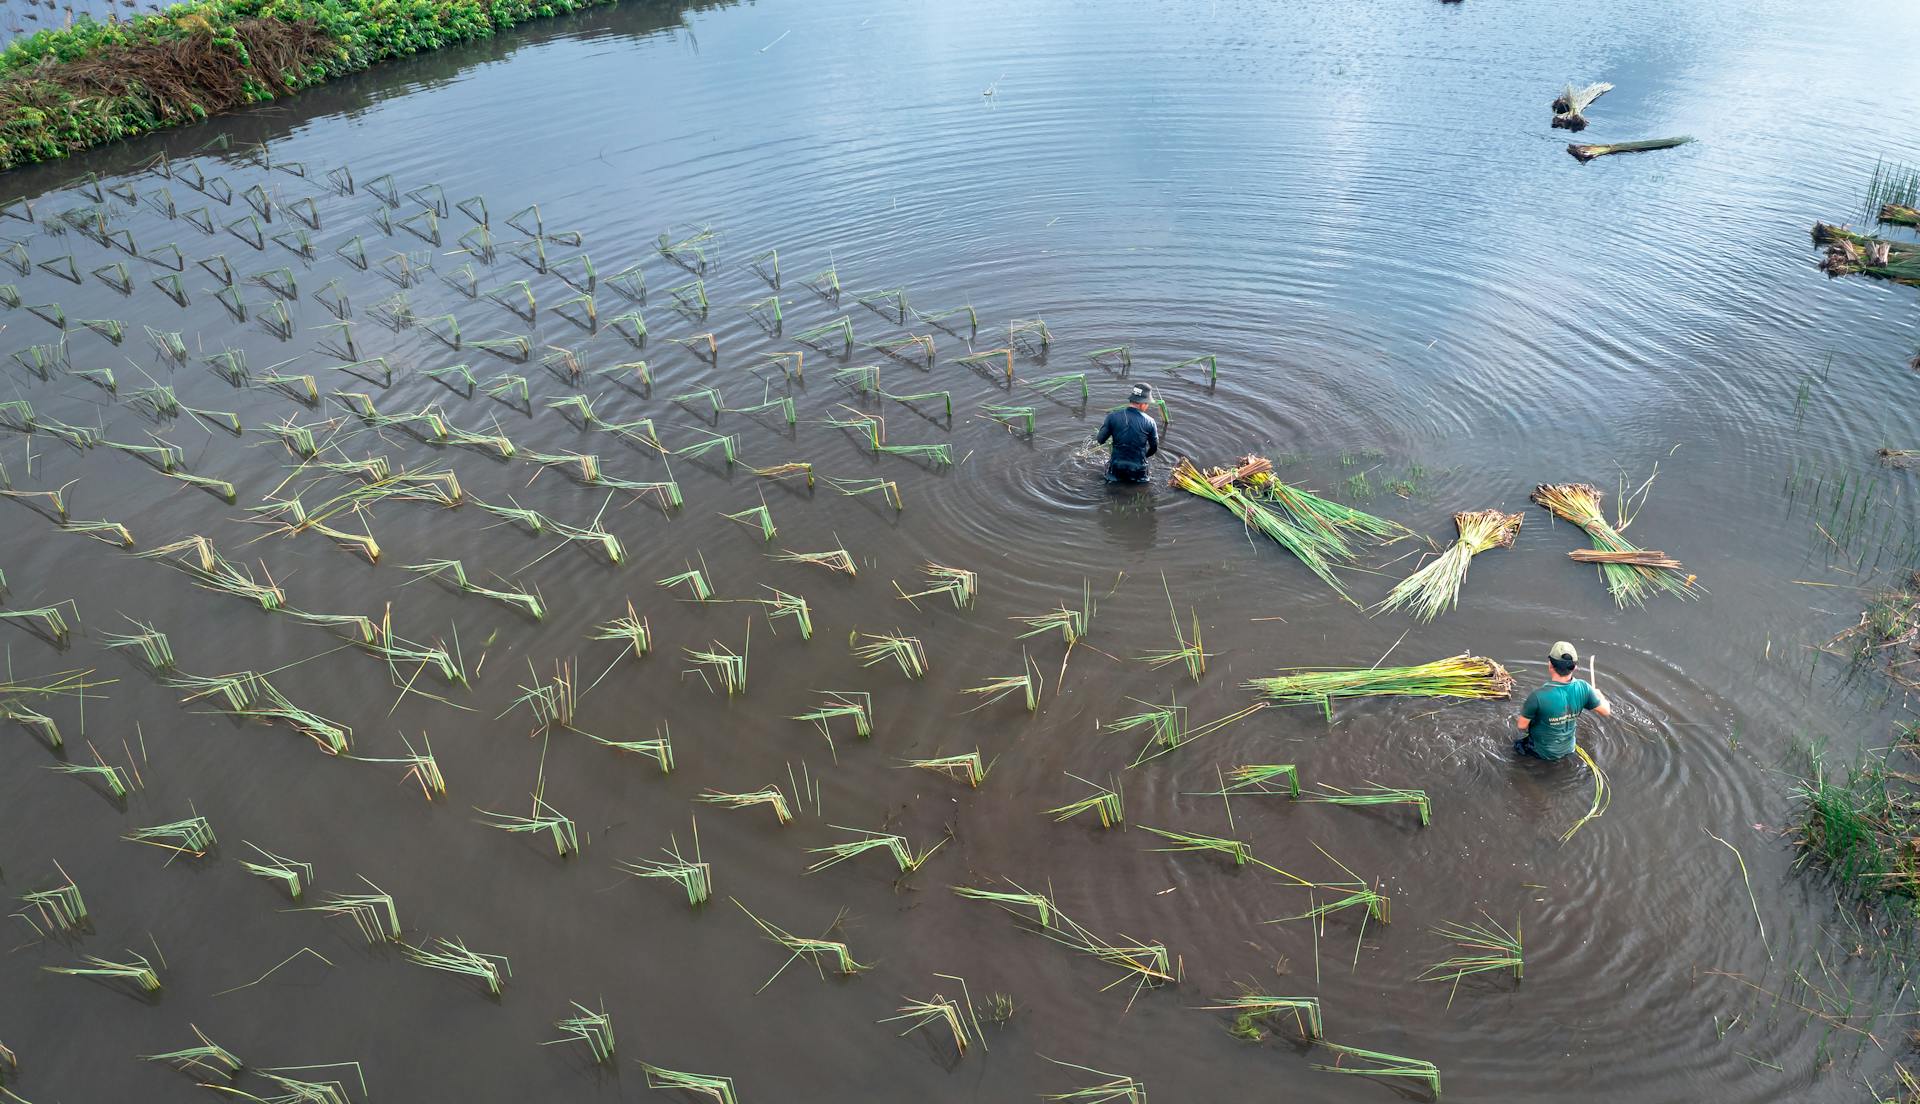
[5,0,1920,1099]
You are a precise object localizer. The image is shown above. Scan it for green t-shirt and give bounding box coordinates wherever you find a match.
[1520,678,1600,760]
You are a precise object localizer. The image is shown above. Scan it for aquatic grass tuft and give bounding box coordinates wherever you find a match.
[962,653,1042,712]
[806,825,947,874]
[44,949,161,992]
[732,899,868,991]
[400,936,511,995]
[854,632,927,677]
[1199,988,1323,1041]
[618,823,709,905]
[17,861,88,934]
[697,786,792,824]
[1139,825,1252,866]
[1310,1042,1440,1097]
[1046,773,1125,828]
[1300,783,1432,826]
[1416,913,1522,1006]
[895,562,976,609]
[902,749,988,787]
[640,1062,737,1103]
[238,842,312,900]
[545,1001,616,1064]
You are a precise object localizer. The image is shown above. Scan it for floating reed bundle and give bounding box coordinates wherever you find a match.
[1171,456,1404,602]
[1813,223,1920,284]
[1530,482,1698,606]
[1377,509,1522,621]
[1550,81,1612,130]
[1248,654,1513,718]
[1567,136,1695,162]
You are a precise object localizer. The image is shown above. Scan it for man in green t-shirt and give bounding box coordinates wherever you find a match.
[1513,641,1611,760]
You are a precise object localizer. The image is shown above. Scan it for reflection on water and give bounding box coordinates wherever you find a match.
[3,0,1920,1101]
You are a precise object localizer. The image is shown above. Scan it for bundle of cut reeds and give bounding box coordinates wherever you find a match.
[1567,136,1694,162]
[1248,654,1513,718]
[1170,456,1404,602]
[1376,509,1521,622]
[1531,482,1698,606]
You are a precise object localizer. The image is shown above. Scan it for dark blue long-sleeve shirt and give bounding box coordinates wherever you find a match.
[1096,406,1159,469]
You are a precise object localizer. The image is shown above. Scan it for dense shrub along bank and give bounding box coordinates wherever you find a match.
[0,0,715,171]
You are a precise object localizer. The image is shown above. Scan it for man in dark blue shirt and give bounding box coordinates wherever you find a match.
[1095,383,1160,483]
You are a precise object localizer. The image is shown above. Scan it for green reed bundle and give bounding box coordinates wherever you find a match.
[823,476,903,510]
[351,732,446,801]
[1025,371,1089,402]
[723,504,777,541]
[238,842,312,900]
[546,1001,616,1064]
[733,900,869,991]
[795,316,854,353]
[964,658,1043,713]
[640,1063,737,1103]
[793,692,874,742]
[877,441,953,466]
[1209,764,1301,798]
[18,861,87,933]
[1417,913,1522,1006]
[758,588,812,640]
[697,787,792,824]
[982,404,1036,434]
[658,564,713,601]
[1039,1058,1145,1103]
[1531,481,1698,606]
[1568,136,1694,161]
[895,563,977,609]
[45,950,161,992]
[1248,654,1514,718]
[1140,825,1252,866]
[125,812,216,858]
[300,876,401,942]
[1562,745,1610,843]
[137,536,285,609]
[102,437,181,471]
[0,604,73,644]
[47,757,129,799]
[855,632,928,677]
[141,1024,241,1080]
[618,823,709,905]
[882,992,974,1057]
[1378,509,1522,621]
[1171,457,1400,602]
[589,600,650,659]
[1014,580,1095,645]
[674,429,738,466]
[401,936,510,995]
[477,798,581,857]
[952,882,1055,927]
[1139,573,1207,681]
[903,749,987,787]
[1200,988,1323,1041]
[806,825,947,874]
[684,626,749,696]
[1298,780,1431,824]
[1046,774,1125,827]
[404,559,544,619]
[1310,1042,1440,1097]
[750,461,814,487]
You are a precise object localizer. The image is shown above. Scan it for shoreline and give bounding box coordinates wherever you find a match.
[0,0,733,173]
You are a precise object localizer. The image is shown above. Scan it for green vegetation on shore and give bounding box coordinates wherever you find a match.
[0,0,728,171]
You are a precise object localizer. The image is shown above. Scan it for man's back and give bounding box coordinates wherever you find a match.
[1098,406,1159,467]
[1519,677,1598,759]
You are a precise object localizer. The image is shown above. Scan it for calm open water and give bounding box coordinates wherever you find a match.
[5,0,1920,1099]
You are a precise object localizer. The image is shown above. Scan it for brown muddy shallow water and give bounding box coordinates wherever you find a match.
[5,0,1920,1100]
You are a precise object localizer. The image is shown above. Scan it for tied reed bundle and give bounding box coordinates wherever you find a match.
[1248,654,1513,719]
[1531,481,1699,606]
[1377,509,1522,621]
